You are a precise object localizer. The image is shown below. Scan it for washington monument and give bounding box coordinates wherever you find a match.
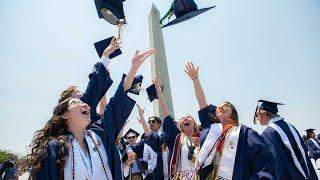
[148,4,175,120]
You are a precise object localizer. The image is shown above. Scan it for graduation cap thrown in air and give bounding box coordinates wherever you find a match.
[253,100,284,124]
[94,36,122,59]
[146,84,164,102]
[161,0,215,28]
[94,0,126,25]
[123,128,140,139]
[122,74,143,95]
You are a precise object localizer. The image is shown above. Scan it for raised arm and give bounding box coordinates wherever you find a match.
[153,78,170,117]
[123,49,156,92]
[136,104,151,136]
[92,49,155,138]
[98,94,107,116]
[184,62,208,110]
[153,78,180,149]
[81,37,121,122]
[102,37,122,60]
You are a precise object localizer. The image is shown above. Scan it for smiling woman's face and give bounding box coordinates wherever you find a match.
[180,114,196,135]
[64,98,91,130]
[216,102,233,123]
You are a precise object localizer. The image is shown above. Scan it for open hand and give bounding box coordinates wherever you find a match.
[136,104,145,124]
[152,78,163,95]
[128,151,136,161]
[132,49,156,69]
[184,62,199,80]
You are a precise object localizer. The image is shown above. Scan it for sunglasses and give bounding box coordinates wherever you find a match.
[255,111,265,118]
[127,136,136,140]
[67,99,84,110]
[68,99,83,106]
[148,119,157,124]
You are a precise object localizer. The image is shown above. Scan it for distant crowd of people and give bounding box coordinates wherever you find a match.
[1,35,320,180]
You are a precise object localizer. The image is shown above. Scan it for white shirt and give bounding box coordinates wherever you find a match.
[64,131,113,180]
[180,136,197,180]
[100,56,111,70]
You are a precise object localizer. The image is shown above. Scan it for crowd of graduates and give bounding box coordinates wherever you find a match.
[1,37,320,180]
[1,0,320,179]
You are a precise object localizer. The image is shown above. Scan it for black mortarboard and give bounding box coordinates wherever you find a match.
[257,100,284,114]
[94,0,126,25]
[94,37,122,59]
[161,0,215,28]
[122,74,143,95]
[123,128,140,139]
[146,84,164,102]
[253,100,284,124]
[305,129,315,133]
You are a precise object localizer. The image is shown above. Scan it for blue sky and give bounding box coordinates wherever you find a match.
[0,0,319,155]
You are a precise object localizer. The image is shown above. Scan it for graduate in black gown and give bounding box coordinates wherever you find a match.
[184,62,276,180]
[254,100,318,180]
[20,49,155,180]
[0,159,17,180]
[152,78,200,180]
[121,129,148,180]
[306,129,320,160]
[306,129,320,170]
[135,103,168,180]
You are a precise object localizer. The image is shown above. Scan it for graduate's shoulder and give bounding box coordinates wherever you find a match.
[163,115,174,121]
[47,139,59,150]
[42,139,63,158]
[239,124,258,135]
[143,132,162,142]
[239,125,269,145]
[306,138,315,145]
[130,140,146,153]
[262,126,276,134]
[148,131,161,139]
[261,126,282,140]
[47,138,71,151]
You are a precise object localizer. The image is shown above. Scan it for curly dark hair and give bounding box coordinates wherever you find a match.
[58,86,78,103]
[20,98,73,178]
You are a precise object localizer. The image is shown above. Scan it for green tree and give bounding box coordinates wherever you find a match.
[0,149,17,164]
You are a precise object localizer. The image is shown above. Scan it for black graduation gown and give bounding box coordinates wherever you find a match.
[262,120,318,180]
[307,138,320,162]
[34,80,136,180]
[80,62,113,123]
[198,105,277,180]
[141,132,166,180]
[122,142,149,179]
[162,116,180,158]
